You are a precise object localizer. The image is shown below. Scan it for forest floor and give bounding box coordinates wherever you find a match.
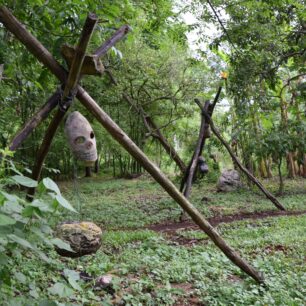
[8,175,306,305]
[53,174,306,305]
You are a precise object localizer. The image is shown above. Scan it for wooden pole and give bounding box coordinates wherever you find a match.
[9,90,61,151]
[180,86,221,195]
[182,101,210,199]
[0,6,264,283]
[94,25,130,58]
[27,13,98,199]
[207,117,286,211]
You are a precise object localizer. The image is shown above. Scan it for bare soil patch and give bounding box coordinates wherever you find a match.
[147,209,306,234]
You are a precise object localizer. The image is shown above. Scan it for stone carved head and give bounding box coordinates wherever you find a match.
[65,111,97,165]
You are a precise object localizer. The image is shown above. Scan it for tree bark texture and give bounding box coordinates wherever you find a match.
[0,6,264,283]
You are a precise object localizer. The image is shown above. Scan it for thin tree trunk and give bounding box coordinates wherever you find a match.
[286,152,296,178]
[94,159,99,173]
[277,157,284,195]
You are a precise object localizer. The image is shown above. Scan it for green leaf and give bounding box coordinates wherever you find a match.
[30,199,53,212]
[42,178,60,195]
[0,213,16,226]
[63,269,82,291]
[36,181,47,195]
[39,300,58,306]
[11,175,38,188]
[1,191,19,203]
[0,253,10,265]
[8,234,34,250]
[51,238,75,253]
[55,195,77,213]
[48,282,74,298]
[14,271,27,284]
[0,193,5,206]
[67,276,82,291]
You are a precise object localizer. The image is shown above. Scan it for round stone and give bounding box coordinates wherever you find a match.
[55,221,102,257]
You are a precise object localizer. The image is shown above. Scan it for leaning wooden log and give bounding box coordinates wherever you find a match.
[93,25,130,58]
[76,87,264,284]
[9,90,61,151]
[0,6,264,283]
[27,13,98,199]
[179,87,222,220]
[206,115,286,211]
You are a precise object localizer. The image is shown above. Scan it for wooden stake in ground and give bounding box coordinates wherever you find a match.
[0,6,264,284]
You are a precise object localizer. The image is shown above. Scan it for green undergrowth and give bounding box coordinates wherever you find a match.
[1,176,305,305]
[60,175,305,229]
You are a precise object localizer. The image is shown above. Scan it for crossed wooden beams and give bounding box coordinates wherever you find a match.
[0,6,264,284]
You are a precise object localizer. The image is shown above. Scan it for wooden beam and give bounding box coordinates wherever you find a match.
[61,44,104,76]
[9,90,61,151]
[93,25,130,58]
[183,100,210,199]
[1,6,264,283]
[27,13,98,199]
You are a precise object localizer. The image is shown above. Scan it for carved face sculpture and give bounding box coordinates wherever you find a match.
[65,111,97,165]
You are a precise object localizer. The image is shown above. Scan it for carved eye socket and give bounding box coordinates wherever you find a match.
[75,136,86,144]
[90,131,95,139]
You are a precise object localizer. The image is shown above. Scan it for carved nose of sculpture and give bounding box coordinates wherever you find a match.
[86,141,93,149]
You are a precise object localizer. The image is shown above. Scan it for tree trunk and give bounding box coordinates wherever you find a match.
[286,152,296,178]
[277,157,284,195]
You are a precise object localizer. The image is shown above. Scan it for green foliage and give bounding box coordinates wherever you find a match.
[0,157,77,305]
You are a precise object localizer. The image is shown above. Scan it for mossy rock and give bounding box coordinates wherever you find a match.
[55,221,102,257]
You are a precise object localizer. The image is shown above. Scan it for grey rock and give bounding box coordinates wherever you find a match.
[55,221,102,257]
[217,169,242,192]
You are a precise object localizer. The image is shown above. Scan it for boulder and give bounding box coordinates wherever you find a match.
[217,169,242,192]
[55,221,102,257]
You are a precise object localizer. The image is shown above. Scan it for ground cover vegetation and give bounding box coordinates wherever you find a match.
[0,0,305,305]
